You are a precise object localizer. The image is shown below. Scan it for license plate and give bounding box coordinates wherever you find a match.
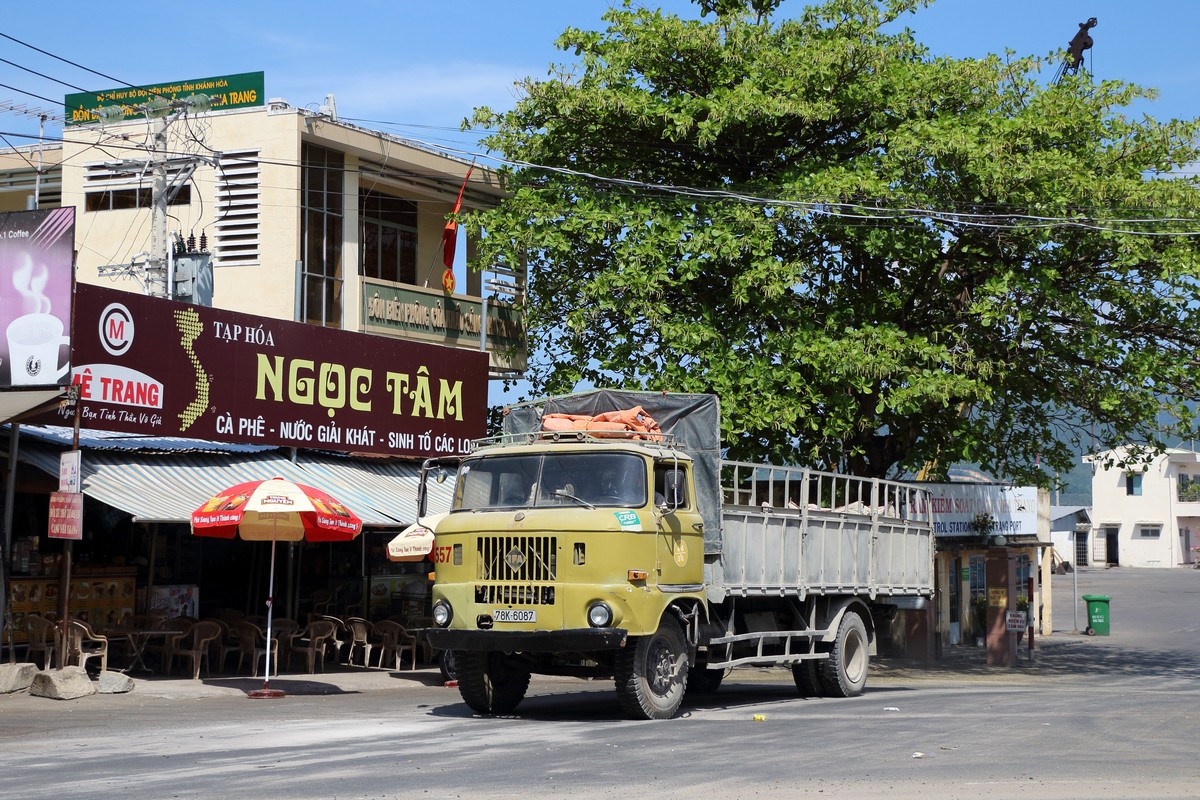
[493,609,535,623]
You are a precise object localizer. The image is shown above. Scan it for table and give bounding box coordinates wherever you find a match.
[102,628,184,674]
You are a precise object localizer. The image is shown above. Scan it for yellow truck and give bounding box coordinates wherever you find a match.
[423,391,934,719]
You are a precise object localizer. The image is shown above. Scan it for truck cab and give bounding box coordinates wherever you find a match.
[426,433,707,718]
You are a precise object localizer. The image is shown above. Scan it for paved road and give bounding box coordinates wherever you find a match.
[1,566,1198,799]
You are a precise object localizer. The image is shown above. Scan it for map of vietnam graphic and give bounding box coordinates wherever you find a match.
[174,308,209,431]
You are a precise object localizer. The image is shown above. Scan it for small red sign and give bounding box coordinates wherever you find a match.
[48,491,84,540]
[442,268,455,294]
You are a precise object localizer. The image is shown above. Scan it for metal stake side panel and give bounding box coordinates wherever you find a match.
[713,462,934,598]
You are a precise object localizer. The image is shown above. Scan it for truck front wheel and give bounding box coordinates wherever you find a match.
[615,616,688,720]
[819,611,869,698]
[456,651,531,715]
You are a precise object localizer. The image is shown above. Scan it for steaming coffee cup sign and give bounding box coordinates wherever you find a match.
[6,312,70,386]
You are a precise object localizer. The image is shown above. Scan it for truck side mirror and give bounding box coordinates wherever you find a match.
[418,460,449,518]
[663,469,685,510]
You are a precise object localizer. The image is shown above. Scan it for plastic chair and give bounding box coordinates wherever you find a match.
[343,617,375,667]
[372,620,418,671]
[231,620,277,678]
[175,620,222,680]
[207,618,240,673]
[65,619,108,674]
[286,619,337,674]
[319,615,349,663]
[21,614,56,669]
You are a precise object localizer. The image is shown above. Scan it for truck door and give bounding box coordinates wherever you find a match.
[654,463,704,586]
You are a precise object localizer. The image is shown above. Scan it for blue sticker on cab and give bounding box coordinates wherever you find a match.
[613,510,641,530]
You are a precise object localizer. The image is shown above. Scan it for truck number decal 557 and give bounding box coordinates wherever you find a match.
[432,545,453,564]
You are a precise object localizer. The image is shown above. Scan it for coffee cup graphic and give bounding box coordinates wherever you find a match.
[6,312,70,386]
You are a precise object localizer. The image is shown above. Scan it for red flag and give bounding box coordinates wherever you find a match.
[442,166,475,270]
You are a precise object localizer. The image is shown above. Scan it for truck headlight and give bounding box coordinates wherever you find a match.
[587,601,613,628]
[432,600,453,627]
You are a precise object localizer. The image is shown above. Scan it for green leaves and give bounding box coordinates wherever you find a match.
[466,0,1200,485]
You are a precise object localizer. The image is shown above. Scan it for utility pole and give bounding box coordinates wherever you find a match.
[94,94,208,299]
[149,114,170,298]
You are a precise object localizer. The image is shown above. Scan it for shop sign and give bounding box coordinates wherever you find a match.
[0,209,75,388]
[911,484,1039,539]
[58,451,81,493]
[65,71,265,126]
[48,492,83,540]
[362,279,526,372]
[37,284,487,458]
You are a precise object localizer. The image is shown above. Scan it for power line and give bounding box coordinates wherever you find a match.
[0,31,137,91]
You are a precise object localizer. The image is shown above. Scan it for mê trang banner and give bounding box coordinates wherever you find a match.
[0,209,75,388]
[39,284,487,457]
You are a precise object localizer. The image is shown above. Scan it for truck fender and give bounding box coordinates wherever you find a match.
[819,598,876,655]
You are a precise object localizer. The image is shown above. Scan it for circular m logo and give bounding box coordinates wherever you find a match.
[99,303,135,356]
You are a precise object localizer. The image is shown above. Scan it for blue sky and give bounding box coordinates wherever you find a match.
[2,0,1197,429]
[2,0,1198,155]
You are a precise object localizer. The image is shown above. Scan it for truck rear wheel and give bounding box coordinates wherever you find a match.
[456,651,531,715]
[615,616,688,719]
[819,611,868,698]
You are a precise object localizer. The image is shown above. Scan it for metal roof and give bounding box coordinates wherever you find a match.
[15,438,452,528]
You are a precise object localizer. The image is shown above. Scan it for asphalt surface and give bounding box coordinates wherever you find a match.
[1,566,1198,800]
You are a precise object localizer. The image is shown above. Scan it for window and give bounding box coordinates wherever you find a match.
[1179,474,1200,502]
[300,144,344,328]
[82,160,192,212]
[1126,473,1143,496]
[1136,526,1162,538]
[84,185,191,211]
[361,192,418,284]
[454,452,647,511]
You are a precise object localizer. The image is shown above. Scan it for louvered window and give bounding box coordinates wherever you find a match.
[214,149,260,267]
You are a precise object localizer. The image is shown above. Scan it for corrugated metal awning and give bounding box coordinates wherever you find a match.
[17,442,452,527]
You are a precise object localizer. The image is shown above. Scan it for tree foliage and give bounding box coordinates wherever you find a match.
[465,0,1200,484]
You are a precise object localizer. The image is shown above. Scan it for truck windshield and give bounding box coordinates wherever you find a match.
[453,451,647,511]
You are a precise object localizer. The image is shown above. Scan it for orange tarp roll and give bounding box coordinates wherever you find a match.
[541,406,663,441]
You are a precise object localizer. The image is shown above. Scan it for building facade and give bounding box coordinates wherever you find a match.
[1087,448,1200,568]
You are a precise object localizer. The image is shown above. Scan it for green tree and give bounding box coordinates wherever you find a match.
[466,0,1200,484]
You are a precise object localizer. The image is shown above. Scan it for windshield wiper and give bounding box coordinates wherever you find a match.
[552,489,595,509]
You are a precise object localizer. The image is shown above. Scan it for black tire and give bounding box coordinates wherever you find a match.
[439,649,459,682]
[818,611,869,698]
[1085,627,1096,636]
[792,658,822,698]
[686,664,725,695]
[615,616,688,719]
[456,651,531,715]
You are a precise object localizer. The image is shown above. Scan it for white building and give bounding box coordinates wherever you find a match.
[1087,447,1200,568]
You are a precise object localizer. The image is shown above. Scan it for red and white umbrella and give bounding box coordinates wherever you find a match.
[191,477,363,697]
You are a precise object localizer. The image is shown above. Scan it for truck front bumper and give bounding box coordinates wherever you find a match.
[425,627,628,653]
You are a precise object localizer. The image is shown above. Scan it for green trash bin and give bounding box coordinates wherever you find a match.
[1082,594,1111,636]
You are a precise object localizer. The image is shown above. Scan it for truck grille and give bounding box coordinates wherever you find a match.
[476,535,557,606]
[475,584,556,605]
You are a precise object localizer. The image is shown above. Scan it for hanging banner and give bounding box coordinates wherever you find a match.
[38,284,487,458]
[48,492,84,540]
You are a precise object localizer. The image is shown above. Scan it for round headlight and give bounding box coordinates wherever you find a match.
[587,601,613,628]
[432,600,453,627]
